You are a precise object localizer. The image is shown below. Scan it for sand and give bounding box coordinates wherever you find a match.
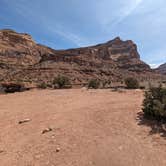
[0,89,166,166]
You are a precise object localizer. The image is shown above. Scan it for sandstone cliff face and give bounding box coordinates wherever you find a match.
[0,29,163,87]
[156,63,166,75]
[65,37,149,71]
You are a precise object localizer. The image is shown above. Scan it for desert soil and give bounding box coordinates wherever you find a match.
[0,89,166,166]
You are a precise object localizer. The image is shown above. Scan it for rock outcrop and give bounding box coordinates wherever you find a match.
[156,63,166,75]
[0,29,163,87]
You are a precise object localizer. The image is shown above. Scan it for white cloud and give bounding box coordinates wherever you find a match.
[3,0,90,47]
[2,0,166,66]
[47,25,90,47]
[110,0,143,27]
[96,0,143,29]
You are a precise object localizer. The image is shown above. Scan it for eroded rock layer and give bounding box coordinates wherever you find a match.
[0,29,163,87]
[156,63,166,75]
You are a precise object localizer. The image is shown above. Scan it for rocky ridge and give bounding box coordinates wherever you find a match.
[0,29,163,87]
[156,63,166,75]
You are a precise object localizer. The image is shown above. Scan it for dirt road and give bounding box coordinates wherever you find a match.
[0,89,166,166]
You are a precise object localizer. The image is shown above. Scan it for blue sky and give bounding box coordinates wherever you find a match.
[0,0,166,68]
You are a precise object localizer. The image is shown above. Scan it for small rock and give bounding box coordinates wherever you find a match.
[56,147,60,152]
[0,150,4,153]
[42,127,52,134]
[18,118,31,124]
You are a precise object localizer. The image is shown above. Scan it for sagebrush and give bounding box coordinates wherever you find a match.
[142,85,166,121]
[37,82,47,89]
[53,75,71,89]
[125,77,139,89]
[88,79,100,89]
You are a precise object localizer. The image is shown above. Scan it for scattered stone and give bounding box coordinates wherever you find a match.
[56,147,60,152]
[0,150,4,153]
[18,119,31,124]
[42,127,52,134]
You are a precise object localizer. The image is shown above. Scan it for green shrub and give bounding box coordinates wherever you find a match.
[88,79,100,89]
[142,85,166,121]
[37,82,47,89]
[53,75,71,89]
[125,77,139,89]
[102,80,112,88]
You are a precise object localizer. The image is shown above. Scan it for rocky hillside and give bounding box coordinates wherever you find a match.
[0,29,163,87]
[156,63,166,75]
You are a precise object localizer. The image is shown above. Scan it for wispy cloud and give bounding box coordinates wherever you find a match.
[1,0,166,66]
[110,0,143,27]
[47,25,90,47]
[97,0,143,29]
[2,0,89,47]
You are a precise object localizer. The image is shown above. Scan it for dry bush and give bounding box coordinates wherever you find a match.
[53,75,72,89]
[37,82,48,89]
[142,85,166,121]
[88,79,100,89]
[125,77,139,89]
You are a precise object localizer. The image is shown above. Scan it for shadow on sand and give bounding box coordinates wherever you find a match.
[137,112,166,138]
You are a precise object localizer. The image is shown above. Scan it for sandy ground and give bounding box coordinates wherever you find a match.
[0,89,166,166]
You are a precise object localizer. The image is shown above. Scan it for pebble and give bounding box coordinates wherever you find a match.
[42,127,52,134]
[0,150,4,153]
[56,147,60,152]
[18,118,31,124]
